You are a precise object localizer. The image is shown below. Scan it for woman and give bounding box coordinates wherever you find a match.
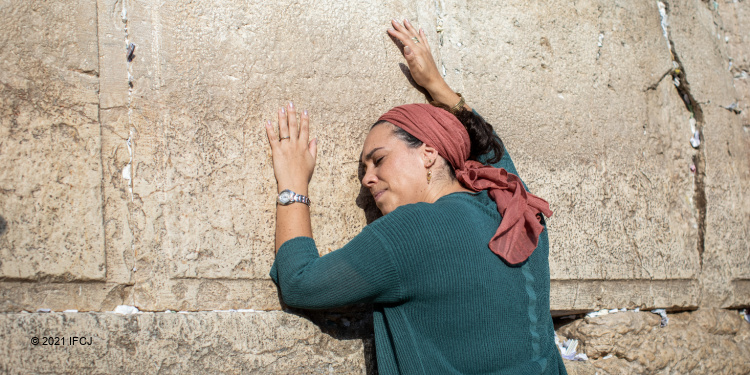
[264,19,567,375]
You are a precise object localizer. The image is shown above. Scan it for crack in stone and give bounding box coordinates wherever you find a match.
[116,0,139,305]
[644,69,673,91]
[69,68,100,77]
[657,1,707,268]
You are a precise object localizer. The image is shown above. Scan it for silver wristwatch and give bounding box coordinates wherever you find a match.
[277,189,311,206]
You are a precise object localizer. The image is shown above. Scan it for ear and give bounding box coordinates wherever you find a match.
[421,145,439,168]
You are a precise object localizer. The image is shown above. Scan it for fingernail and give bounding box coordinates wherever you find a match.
[303,109,308,116]
[404,46,412,55]
[281,107,285,114]
[289,101,294,109]
[405,18,410,24]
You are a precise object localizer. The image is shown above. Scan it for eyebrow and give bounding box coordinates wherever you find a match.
[360,147,383,164]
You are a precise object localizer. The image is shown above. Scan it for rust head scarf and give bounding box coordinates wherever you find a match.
[377,103,553,265]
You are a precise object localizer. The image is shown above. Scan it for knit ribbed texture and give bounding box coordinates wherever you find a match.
[270,132,567,375]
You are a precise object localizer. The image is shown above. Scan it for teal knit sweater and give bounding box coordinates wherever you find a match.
[270,138,567,374]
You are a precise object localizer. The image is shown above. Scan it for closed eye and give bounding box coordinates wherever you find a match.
[374,156,384,166]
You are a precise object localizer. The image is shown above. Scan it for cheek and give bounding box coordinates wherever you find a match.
[386,164,423,204]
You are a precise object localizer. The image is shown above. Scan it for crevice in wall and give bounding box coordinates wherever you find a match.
[657,1,707,268]
[118,0,138,305]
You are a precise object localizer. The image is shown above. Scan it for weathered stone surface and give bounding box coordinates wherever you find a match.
[0,0,746,315]
[0,311,370,374]
[440,0,701,285]
[557,308,750,375]
[0,0,105,281]
[1,1,749,373]
[550,279,700,314]
[94,0,430,310]
[665,0,750,308]
[0,282,131,313]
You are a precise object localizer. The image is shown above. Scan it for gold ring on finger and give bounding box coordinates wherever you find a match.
[411,37,420,44]
[279,136,290,141]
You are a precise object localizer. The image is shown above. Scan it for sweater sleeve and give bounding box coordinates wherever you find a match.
[269,226,404,309]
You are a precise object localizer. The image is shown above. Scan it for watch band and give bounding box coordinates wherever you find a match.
[277,189,311,206]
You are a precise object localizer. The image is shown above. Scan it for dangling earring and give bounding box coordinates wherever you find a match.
[426,159,434,184]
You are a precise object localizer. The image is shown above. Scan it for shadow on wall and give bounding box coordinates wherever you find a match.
[352,32,433,225]
[356,163,384,225]
[275,288,378,374]
[0,215,6,237]
[271,161,388,373]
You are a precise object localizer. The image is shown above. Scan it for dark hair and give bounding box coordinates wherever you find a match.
[371,106,505,179]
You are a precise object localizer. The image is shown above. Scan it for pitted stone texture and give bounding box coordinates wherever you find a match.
[550,279,700,314]
[717,0,750,130]
[557,308,750,375]
[0,0,105,281]
[96,0,432,310]
[441,0,700,284]
[0,0,748,317]
[0,311,369,374]
[665,0,750,308]
[0,282,131,313]
[701,104,750,308]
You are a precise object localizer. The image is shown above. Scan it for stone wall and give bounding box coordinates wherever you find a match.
[560,308,750,374]
[1,0,748,373]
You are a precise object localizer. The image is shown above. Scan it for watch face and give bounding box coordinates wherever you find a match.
[278,190,292,204]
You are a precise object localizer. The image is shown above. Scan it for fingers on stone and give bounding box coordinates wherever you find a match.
[265,120,278,149]
[419,28,429,47]
[403,19,418,35]
[287,102,298,138]
[278,107,289,137]
[299,109,309,141]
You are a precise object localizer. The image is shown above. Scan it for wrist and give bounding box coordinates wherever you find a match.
[425,80,452,99]
[277,185,308,196]
[427,83,460,107]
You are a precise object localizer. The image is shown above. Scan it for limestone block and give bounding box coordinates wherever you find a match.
[0,282,131,313]
[96,0,432,310]
[557,308,750,374]
[440,0,700,287]
[0,0,105,281]
[2,0,748,315]
[551,279,700,314]
[717,2,750,128]
[0,311,369,374]
[666,0,750,307]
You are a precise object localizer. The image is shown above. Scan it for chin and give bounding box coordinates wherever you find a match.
[376,203,392,216]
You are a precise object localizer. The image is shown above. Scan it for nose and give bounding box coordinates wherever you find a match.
[361,167,377,188]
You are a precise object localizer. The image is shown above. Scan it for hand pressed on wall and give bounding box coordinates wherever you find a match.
[387,19,468,111]
[387,19,443,92]
[264,102,318,194]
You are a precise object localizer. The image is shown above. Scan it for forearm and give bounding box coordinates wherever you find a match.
[275,186,313,253]
[270,228,402,309]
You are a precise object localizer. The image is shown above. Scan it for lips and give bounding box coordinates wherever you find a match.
[373,189,386,201]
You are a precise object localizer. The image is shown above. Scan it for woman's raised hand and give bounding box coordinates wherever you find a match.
[264,102,318,194]
[387,19,444,91]
[387,19,467,110]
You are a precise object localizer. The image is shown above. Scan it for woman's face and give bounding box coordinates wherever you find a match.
[360,123,428,215]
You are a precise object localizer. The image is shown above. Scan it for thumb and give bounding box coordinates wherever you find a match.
[309,138,318,160]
